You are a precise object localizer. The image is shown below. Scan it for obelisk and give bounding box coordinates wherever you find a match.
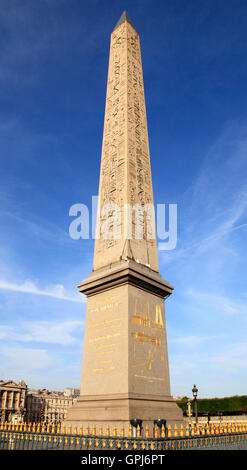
[65,11,183,431]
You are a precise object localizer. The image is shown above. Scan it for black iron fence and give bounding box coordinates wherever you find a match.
[1,429,246,451]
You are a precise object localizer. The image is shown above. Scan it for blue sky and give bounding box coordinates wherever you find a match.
[0,0,247,398]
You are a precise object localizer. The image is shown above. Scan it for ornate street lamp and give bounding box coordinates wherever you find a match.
[192,384,198,424]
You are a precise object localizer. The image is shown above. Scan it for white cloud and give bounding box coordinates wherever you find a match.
[170,333,225,346]
[160,122,247,265]
[0,325,11,340]
[186,289,246,316]
[0,320,83,346]
[207,342,247,372]
[0,346,51,370]
[0,278,84,303]
[0,209,74,247]
[169,341,247,397]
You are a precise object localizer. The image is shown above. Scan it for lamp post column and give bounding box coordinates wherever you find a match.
[192,384,198,424]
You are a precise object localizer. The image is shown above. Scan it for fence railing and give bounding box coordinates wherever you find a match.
[1,420,247,437]
[0,421,247,451]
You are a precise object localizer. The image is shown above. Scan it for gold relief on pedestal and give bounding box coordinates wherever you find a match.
[134,374,165,382]
[86,294,124,373]
[89,332,121,343]
[132,349,154,371]
[131,299,166,380]
[89,323,122,333]
[89,295,121,314]
[93,350,115,357]
[155,305,164,328]
[131,299,150,328]
[93,366,115,373]
[131,299,164,332]
[131,330,161,346]
[88,317,123,329]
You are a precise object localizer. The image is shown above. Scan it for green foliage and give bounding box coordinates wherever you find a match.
[176,395,247,416]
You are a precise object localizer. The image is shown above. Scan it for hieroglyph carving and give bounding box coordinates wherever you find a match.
[94,21,159,272]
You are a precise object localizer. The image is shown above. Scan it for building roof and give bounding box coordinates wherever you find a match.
[0,379,27,389]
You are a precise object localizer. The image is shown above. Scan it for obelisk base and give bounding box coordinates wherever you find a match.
[63,262,184,434]
[64,392,184,434]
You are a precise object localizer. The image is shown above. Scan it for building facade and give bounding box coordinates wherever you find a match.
[0,380,27,423]
[0,379,79,424]
[26,388,80,424]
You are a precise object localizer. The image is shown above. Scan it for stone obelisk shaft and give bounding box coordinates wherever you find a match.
[93,14,159,273]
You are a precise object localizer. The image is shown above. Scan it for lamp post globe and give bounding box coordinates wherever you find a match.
[192,384,198,399]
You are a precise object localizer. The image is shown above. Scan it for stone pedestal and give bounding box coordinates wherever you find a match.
[65,261,183,430]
